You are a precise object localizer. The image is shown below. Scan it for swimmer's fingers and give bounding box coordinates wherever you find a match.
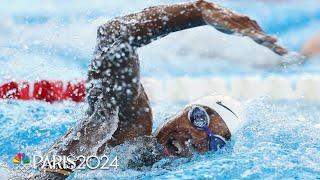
[250,32,288,55]
[262,41,288,56]
[230,16,288,55]
[197,0,288,55]
[218,13,288,55]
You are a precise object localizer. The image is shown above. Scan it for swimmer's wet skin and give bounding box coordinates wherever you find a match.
[31,0,288,179]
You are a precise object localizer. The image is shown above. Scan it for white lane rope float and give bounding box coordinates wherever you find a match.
[0,75,320,102]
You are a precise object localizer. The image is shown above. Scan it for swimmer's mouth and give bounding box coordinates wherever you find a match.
[168,140,183,154]
[166,138,197,156]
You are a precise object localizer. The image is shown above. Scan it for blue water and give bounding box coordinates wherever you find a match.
[1,0,320,179]
[0,99,319,179]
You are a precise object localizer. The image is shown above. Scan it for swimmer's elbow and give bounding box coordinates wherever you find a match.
[97,25,107,37]
[97,20,126,43]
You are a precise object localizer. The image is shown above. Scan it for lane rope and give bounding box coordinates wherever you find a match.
[0,80,85,103]
[1,76,320,103]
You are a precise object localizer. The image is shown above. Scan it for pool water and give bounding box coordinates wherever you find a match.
[0,99,319,179]
[0,0,320,179]
[1,0,320,80]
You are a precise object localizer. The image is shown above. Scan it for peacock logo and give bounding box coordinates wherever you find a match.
[12,153,30,165]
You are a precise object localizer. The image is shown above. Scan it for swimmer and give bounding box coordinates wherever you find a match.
[301,33,320,57]
[32,0,287,179]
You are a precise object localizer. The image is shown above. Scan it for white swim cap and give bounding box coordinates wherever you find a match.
[187,94,245,135]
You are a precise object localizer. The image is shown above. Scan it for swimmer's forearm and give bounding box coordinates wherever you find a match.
[122,1,205,46]
[98,0,287,55]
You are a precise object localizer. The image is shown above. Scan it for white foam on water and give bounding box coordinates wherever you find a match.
[0,166,9,180]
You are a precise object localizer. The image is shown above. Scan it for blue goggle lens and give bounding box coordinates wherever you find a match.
[209,135,227,151]
[188,106,209,129]
[188,105,227,151]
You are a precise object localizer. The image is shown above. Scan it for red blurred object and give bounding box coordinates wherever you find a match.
[19,81,30,100]
[64,81,85,102]
[33,80,65,102]
[0,80,85,103]
[0,82,20,99]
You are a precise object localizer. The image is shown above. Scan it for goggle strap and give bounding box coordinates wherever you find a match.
[204,126,214,136]
[204,126,217,151]
[204,126,227,151]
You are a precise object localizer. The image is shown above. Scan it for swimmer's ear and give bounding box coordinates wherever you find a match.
[196,0,288,56]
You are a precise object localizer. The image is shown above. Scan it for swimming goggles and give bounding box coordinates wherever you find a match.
[188,106,227,151]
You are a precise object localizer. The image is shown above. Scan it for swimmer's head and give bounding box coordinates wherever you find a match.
[155,95,245,157]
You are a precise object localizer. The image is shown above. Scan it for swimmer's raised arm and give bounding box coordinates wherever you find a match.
[96,0,287,55]
[88,0,288,113]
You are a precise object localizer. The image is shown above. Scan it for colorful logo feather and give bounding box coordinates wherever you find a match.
[12,153,30,165]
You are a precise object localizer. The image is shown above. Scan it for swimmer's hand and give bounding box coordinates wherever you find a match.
[196,0,288,56]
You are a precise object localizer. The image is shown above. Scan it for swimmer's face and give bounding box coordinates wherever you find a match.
[155,106,231,157]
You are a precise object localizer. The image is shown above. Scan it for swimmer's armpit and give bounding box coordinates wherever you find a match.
[196,0,288,55]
